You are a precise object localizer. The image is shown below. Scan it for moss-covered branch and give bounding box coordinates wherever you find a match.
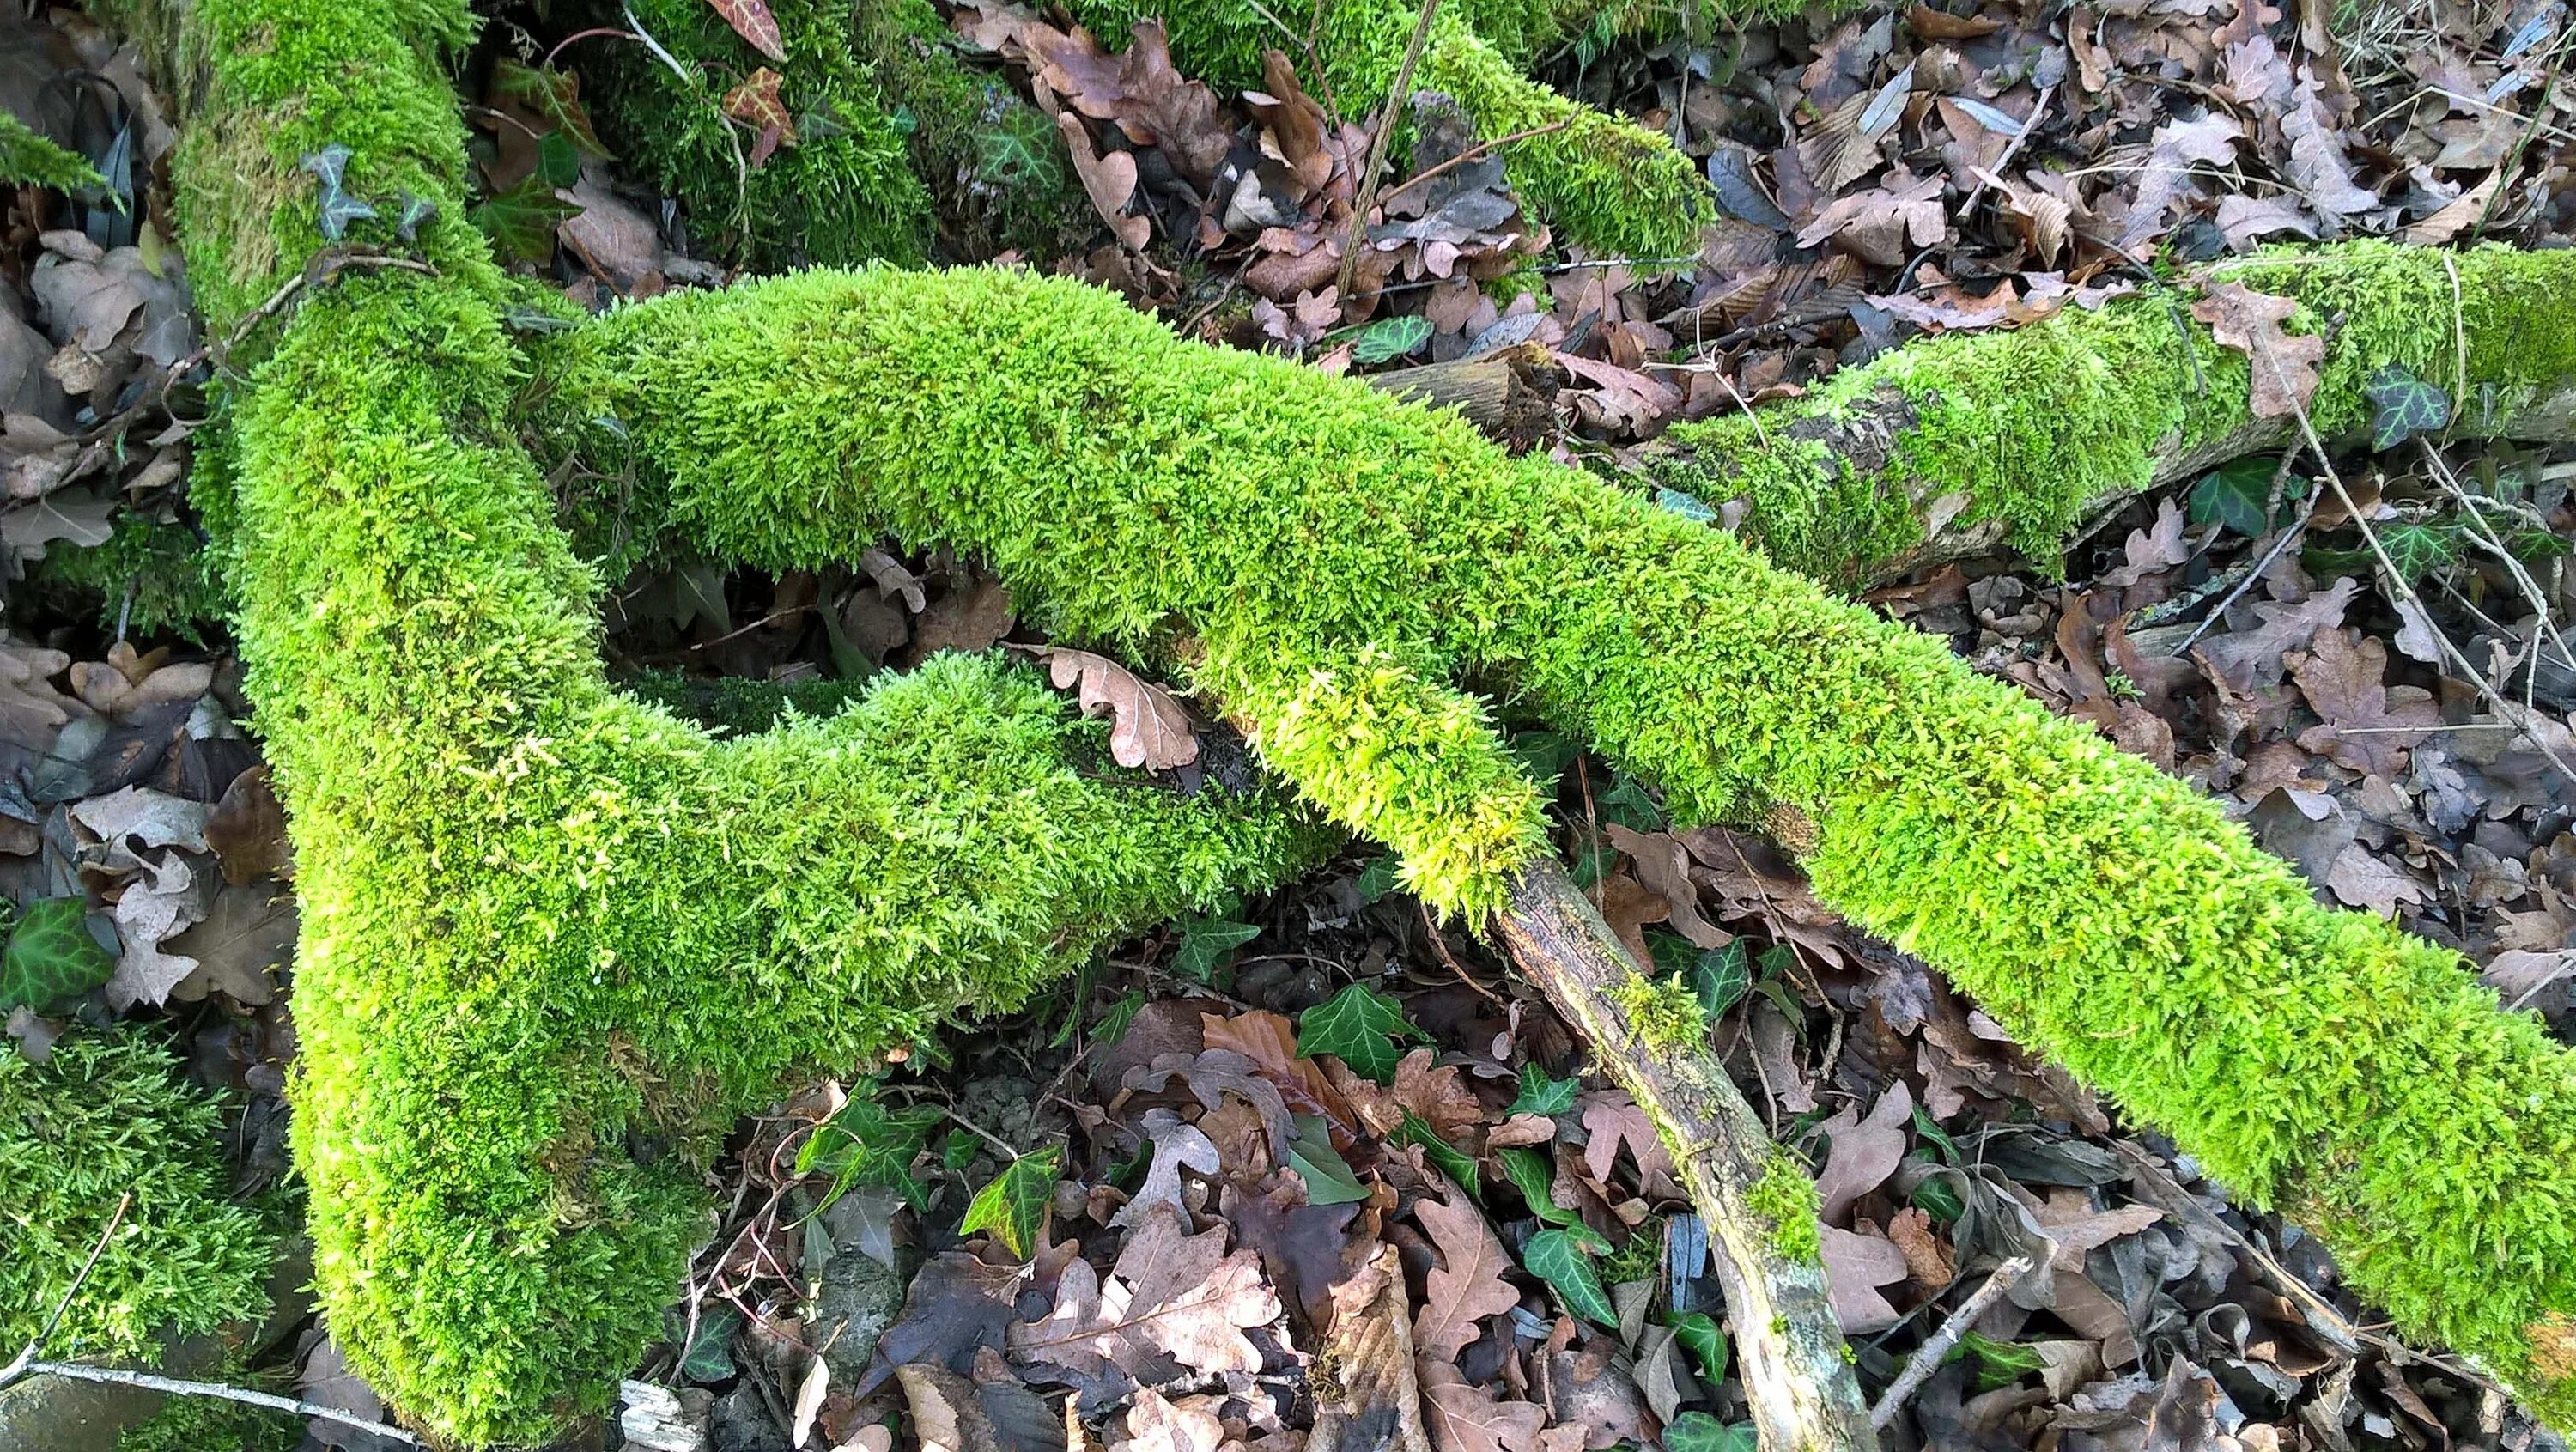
[1655,245,2576,584]
[538,262,2576,1431]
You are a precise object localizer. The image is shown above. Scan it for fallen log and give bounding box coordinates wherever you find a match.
[1652,246,2576,584]
[1363,343,1562,449]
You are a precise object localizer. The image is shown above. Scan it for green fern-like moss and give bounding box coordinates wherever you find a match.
[0,1029,274,1363]
[1608,968,1707,1055]
[1,110,108,191]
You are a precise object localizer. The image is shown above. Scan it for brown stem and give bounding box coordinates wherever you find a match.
[1492,859,1875,1452]
[1334,0,1443,301]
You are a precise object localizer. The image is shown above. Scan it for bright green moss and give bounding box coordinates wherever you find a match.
[548,263,2576,1428]
[0,1028,274,1363]
[26,511,231,642]
[1609,968,1706,1055]
[1055,0,1712,260]
[1,110,107,191]
[1663,243,2576,583]
[1746,1149,1821,1265]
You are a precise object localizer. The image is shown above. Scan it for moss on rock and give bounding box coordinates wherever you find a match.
[545,263,2576,1429]
[0,1028,273,1363]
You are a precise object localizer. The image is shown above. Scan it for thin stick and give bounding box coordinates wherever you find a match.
[1,1191,134,1386]
[1419,900,1506,1006]
[1370,117,1574,210]
[3,1360,422,1445]
[1868,1255,2035,1430]
[1334,0,1443,301]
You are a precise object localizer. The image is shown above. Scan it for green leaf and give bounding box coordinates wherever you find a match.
[1091,990,1145,1054]
[1668,1311,1728,1386]
[2378,521,2461,582]
[1498,1145,1578,1227]
[468,174,580,262]
[1171,913,1261,982]
[1,896,114,1012]
[1355,853,1406,903]
[1508,730,1578,787]
[1295,982,1423,1083]
[536,130,584,190]
[1400,1111,1481,1197]
[798,1090,943,1212]
[959,1145,1061,1259]
[300,144,379,241]
[1949,1330,2048,1392]
[1687,939,1750,1017]
[1910,1175,1965,1223]
[941,1131,981,1171]
[1289,1114,1371,1204]
[1597,774,1665,831]
[491,58,611,156]
[1656,487,1719,523]
[1507,1063,1578,1117]
[677,1302,741,1382]
[1523,1227,1616,1327]
[1663,1412,1758,1452]
[2188,455,2278,538]
[1567,840,1615,890]
[1350,314,1433,366]
[2365,361,2452,452]
[1911,1105,1960,1164]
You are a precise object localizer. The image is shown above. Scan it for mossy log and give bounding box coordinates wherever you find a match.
[1655,246,2576,585]
[541,261,2576,1433]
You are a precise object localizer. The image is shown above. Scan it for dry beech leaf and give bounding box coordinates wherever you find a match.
[1021,645,1199,771]
[2190,281,2322,420]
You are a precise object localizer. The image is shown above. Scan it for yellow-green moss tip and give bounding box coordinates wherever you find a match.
[1,110,108,191]
[1747,1149,1822,1266]
[1661,243,2576,582]
[0,1028,274,1361]
[1611,969,1707,1056]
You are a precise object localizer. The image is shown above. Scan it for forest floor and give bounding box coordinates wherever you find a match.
[3,0,2573,1449]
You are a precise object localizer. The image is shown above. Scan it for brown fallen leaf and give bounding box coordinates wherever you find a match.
[720,68,796,167]
[1418,1358,1546,1452]
[1021,645,1199,771]
[1885,1206,1955,1290]
[1820,1224,1910,1333]
[1120,1388,1227,1452]
[1392,1048,1484,1146]
[2190,281,2323,420]
[1603,825,1727,949]
[1059,112,1151,251]
[2286,629,2439,777]
[1412,1180,1520,1361]
[205,764,293,885]
[907,577,1016,662]
[1008,1201,1280,1376]
[1312,1245,1434,1452]
[1814,1082,1913,1224]
[1578,1090,1680,1204]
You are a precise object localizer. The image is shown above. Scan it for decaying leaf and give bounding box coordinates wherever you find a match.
[1418,1358,1546,1452]
[1007,1200,1279,1376]
[704,0,788,63]
[720,68,797,167]
[1021,646,1198,771]
[1412,1180,1520,1361]
[2190,281,2322,420]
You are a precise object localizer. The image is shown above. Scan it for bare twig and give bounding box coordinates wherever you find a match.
[1,1360,422,1445]
[1419,900,1506,1006]
[1370,116,1575,210]
[1334,0,1443,300]
[1869,1255,2036,1430]
[1,1191,132,1387]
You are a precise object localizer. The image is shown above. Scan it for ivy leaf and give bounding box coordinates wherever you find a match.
[300,144,378,241]
[1597,774,1664,831]
[1354,853,1405,903]
[1656,486,1719,523]
[1295,982,1424,1083]
[536,130,584,191]
[1399,1111,1480,1197]
[2188,456,2277,538]
[1091,990,1145,1053]
[468,174,580,262]
[490,58,611,156]
[1,896,115,1012]
[975,112,1064,191]
[393,191,439,244]
[677,1302,741,1382]
[941,1132,981,1171]
[1350,314,1432,366]
[2378,521,2461,582]
[2365,362,2452,452]
[797,1091,943,1212]
[959,1145,1062,1259]
[706,0,790,63]
[1498,1145,1579,1227]
[1688,939,1751,1017]
[1289,1113,1371,1204]
[1171,913,1261,983]
[1664,1413,1758,1452]
[1668,1311,1729,1385]
[721,67,799,169]
[1523,1227,1617,1327]
[1507,1064,1577,1117]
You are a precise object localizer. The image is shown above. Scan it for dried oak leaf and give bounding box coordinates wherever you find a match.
[1820,1224,1910,1333]
[1007,1201,1279,1376]
[1794,169,1946,268]
[2190,281,2322,420]
[1412,1181,1519,1360]
[1604,825,1726,949]
[1392,1048,1484,1146]
[205,764,293,885]
[906,577,1016,662]
[1418,1358,1546,1452]
[1578,1090,1680,1204]
[2286,629,2439,777]
[1022,646,1198,771]
[1119,1388,1226,1452]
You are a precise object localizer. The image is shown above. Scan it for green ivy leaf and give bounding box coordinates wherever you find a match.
[1091,990,1145,1054]
[1507,1063,1578,1117]
[1910,1174,1965,1223]
[1508,730,1578,787]
[491,58,611,156]
[1911,1105,1960,1164]
[797,1090,943,1212]
[300,144,379,242]
[536,130,584,190]
[1523,1227,1616,1327]
[1399,1111,1480,1197]
[959,1145,1062,1259]
[1289,1114,1371,1204]
[1355,853,1406,904]
[1668,1311,1729,1386]
[941,1131,982,1171]
[2365,362,2453,452]
[1656,487,1719,523]
[1688,939,1750,1017]
[469,174,580,262]
[677,1302,741,1382]
[1597,775,1665,832]
[1171,913,1261,982]
[2187,455,2278,538]
[1498,1145,1579,1227]
[1349,314,1432,365]
[2379,521,2461,582]
[1,896,114,1012]
[1295,982,1424,1083]
[1663,1412,1758,1452]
